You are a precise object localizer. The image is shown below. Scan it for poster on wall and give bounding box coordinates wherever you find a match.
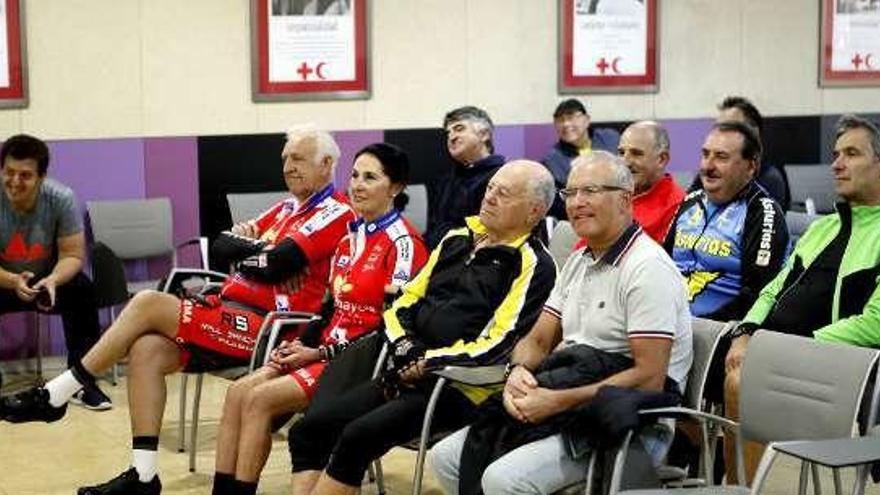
[558,0,658,93]
[820,0,880,86]
[0,0,26,108]
[251,0,369,101]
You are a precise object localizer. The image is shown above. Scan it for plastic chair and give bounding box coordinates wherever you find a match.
[602,330,880,495]
[785,211,823,245]
[404,185,429,234]
[549,220,578,267]
[786,164,836,215]
[87,198,209,384]
[554,318,732,495]
[369,338,507,495]
[225,191,291,225]
[87,197,209,293]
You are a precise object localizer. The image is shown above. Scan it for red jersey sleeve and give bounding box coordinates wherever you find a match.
[287,199,355,263]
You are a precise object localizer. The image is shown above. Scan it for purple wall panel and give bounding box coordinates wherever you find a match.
[494,125,525,160]
[331,130,384,191]
[659,118,713,174]
[50,138,146,205]
[523,124,558,162]
[144,137,200,274]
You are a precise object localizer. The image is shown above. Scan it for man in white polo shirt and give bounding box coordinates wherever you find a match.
[429,150,693,494]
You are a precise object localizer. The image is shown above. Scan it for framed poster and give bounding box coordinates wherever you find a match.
[820,0,880,87]
[251,0,369,102]
[558,0,658,93]
[0,0,26,109]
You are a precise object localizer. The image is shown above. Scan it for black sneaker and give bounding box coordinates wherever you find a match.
[0,386,67,423]
[78,468,161,495]
[71,384,113,411]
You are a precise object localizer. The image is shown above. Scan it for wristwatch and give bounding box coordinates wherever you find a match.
[728,322,759,340]
[503,362,526,380]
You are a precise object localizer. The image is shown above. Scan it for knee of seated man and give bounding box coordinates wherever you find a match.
[482,461,539,495]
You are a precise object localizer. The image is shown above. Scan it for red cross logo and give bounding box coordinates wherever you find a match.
[852,53,864,70]
[296,62,314,81]
[596,57,610,75]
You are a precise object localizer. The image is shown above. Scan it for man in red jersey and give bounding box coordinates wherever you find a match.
[573,120,684,249]
[1,125,355,495]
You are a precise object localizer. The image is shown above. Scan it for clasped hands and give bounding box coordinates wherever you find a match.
[502,365,565,425]
[267,339,320,373]
[13,271,56,310]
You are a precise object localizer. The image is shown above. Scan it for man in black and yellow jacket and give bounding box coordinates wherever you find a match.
[287,160,557,495]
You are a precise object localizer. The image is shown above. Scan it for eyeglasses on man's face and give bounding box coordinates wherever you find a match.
[558,184,628,201]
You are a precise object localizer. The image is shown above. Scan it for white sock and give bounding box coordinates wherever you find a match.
[132,449,158,482]
[44,370,84,408]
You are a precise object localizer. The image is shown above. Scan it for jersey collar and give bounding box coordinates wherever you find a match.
[349,208,401,236]
[293,184,335,214]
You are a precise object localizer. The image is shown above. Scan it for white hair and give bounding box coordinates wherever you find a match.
[528,167,556,215]
[572,150,634,192]
[285,124,340,171]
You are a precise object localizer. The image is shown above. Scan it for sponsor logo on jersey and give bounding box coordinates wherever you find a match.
[686,271,721,302]
[181,299,194,324]
[221,311,250,333]
[294,367,316,387]
[756,198,776,267]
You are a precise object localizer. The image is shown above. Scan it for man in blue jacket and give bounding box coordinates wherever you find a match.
[424,106,505,247]
[542,98,620,219]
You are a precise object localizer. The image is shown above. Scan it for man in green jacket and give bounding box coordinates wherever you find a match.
[723,114,880,483]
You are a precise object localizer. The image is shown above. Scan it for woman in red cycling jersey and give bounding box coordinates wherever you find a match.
[211,143,428,495]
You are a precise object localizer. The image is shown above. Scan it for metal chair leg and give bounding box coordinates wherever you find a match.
[178,374,188,453]
[189,373,204,472]
[373,459,386,495]
[810,463,822,495]
[412,377,446,495]
[799,461,809,495]
[33,313,44,382]
[110,307,118,386]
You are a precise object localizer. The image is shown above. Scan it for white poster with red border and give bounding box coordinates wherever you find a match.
[559,0,657,93]
[820,0,880,87]
[252,0,368,101]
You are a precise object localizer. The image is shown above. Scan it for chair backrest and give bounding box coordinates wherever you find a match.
[226,191,291,225]
[672,171,693,189]
[86,198,174,260]
[684,318,733,410]
[404,184,429,234]
[740,331,879,444]
[785,210,823,244]
[786,164,836,214]
[548,220,578,267]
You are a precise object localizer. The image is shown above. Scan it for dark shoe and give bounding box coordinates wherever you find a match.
[0,387,67,423]
[71,384,113,411]
[78,468,161,495]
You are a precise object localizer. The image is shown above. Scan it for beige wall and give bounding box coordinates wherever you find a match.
[0,0,878,140]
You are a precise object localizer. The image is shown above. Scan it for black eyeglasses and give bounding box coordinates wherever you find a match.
[558,184,629,200]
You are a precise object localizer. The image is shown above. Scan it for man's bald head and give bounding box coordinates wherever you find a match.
[479,160,553,240]
[618,120,670,194]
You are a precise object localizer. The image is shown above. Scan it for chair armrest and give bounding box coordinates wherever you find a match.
[160,267,228,294]
[249,311,321,372]
[771,437,880,468]
[432,364,507,386]
[175,236,211,269]
[638,407,739,431]
[635,406,745,486]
